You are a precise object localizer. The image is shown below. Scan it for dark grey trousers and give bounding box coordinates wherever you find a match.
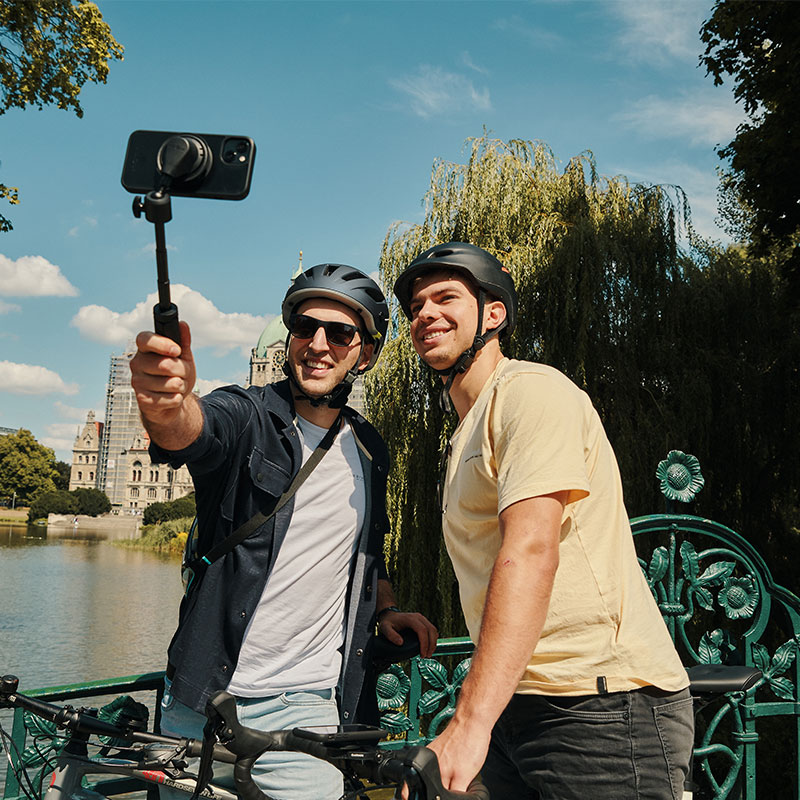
[481,686,694,800]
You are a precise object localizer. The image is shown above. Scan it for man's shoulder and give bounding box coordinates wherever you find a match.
[343,407,388,459]
[495,359,580,393]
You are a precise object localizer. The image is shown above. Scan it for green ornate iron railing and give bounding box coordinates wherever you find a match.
[4,452,799,800]
[628,450,800,800]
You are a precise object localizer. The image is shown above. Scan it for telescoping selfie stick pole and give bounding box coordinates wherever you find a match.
[132,190,181,344]
[131,135,215,346]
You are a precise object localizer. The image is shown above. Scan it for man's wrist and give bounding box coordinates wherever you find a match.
[377,605,401,621]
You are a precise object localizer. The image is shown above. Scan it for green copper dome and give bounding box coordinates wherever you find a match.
[254,316,288,357]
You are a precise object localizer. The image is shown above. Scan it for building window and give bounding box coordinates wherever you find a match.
[78,471,82,481]
[147,488,156,499]
[131,488,139,498]
[89,472,94,481]
[165,489,172,500]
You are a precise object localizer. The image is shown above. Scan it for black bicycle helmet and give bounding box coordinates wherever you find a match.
[281,263,389,408]
[393,242,517,412]
[393,242,517,335]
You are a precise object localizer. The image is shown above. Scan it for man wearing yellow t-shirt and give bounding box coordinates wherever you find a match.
[393,242,693,800]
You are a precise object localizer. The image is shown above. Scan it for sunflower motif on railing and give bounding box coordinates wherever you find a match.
[376,664,413,734]
[655,450,705,505]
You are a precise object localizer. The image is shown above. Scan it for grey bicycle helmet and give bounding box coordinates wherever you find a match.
[282,263,389,369]
[393,242,517,412]
[281,263,389,408]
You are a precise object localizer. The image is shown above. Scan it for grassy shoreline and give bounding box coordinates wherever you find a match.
[119,516,192,555]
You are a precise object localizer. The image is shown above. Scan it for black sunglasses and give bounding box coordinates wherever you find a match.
[288,313,361,347]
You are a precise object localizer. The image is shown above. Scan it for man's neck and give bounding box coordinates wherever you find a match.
[294,397,341,428]
[447,344,505,421]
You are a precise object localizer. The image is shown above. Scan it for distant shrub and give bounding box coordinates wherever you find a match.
[143,493,196,525]
[72,488,111,516]
[28,490,78,522]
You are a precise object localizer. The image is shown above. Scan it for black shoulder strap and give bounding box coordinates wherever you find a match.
[190,412,342,573]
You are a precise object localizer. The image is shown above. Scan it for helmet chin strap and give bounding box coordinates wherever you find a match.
[282,335,364,410]
[434,289,506,414]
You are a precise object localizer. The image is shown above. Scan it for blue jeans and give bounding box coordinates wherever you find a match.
[160,678,342,800]
[481,686,694,800]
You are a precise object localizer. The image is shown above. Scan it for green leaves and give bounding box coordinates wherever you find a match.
[753,640,799,701]
[0,0,123,117]
[0,428,59,506]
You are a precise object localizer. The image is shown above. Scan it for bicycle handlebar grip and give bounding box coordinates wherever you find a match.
[381,746,490,800]
[154,302,181,345]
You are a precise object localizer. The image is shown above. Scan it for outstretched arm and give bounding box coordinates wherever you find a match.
[129,320,203,451]
[427,491,566,792]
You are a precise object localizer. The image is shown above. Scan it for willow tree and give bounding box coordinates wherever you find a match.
[365,135,693,635]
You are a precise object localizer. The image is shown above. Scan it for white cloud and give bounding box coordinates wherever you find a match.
[70,284,271,356]
[461,51,488,75]
[195,377,235,396]
[611,1,705,64]
[0,361,80,396]
[0,254,79,297]
[54,400,93,421]
[390,65,491,118]
[615,90,743,147]
[140,242,177,255]
[45,422,83,443]
[491,16,563,49]
[41,431,77,459]
[0,299,21,313]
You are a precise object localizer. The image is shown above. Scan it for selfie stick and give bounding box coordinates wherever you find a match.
[132,190,181,344]
[131,135,213,346]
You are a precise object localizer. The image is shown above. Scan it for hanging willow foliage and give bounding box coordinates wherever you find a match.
[364,134,798,635]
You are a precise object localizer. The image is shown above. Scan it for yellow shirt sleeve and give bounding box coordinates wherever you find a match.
[490,370,591,514]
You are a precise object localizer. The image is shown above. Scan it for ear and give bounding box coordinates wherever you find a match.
[483,299,506,331]
[357,341,375,372]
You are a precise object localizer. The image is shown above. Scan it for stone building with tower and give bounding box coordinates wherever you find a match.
[69,411,103,490]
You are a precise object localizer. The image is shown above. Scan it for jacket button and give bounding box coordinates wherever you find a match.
[377,466,383,472]
[257,472,263,481]
[240,611,246,618]
[221,665,228,672]
[356,649,363,657]
[366,584,372,595]
[343,711,350,719]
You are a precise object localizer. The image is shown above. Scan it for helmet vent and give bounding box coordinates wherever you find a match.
[432,248,454,257]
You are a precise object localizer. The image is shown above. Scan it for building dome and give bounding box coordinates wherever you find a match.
[254,316,288,357]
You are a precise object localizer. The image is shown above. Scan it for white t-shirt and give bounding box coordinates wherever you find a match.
[227,416,364,696]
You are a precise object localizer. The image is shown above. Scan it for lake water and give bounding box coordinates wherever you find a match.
[0,523,183,691]
[0,523,185,794]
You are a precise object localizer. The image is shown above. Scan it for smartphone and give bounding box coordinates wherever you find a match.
[292,724,387,746]
[121,130,256,200]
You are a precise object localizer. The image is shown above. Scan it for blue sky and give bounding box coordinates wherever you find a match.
[0,0,743,462]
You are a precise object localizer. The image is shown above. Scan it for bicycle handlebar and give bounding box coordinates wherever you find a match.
[0,676,488,800]
[206,690,488,800]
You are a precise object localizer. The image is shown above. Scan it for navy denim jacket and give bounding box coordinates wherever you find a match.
[150,380,389,723]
